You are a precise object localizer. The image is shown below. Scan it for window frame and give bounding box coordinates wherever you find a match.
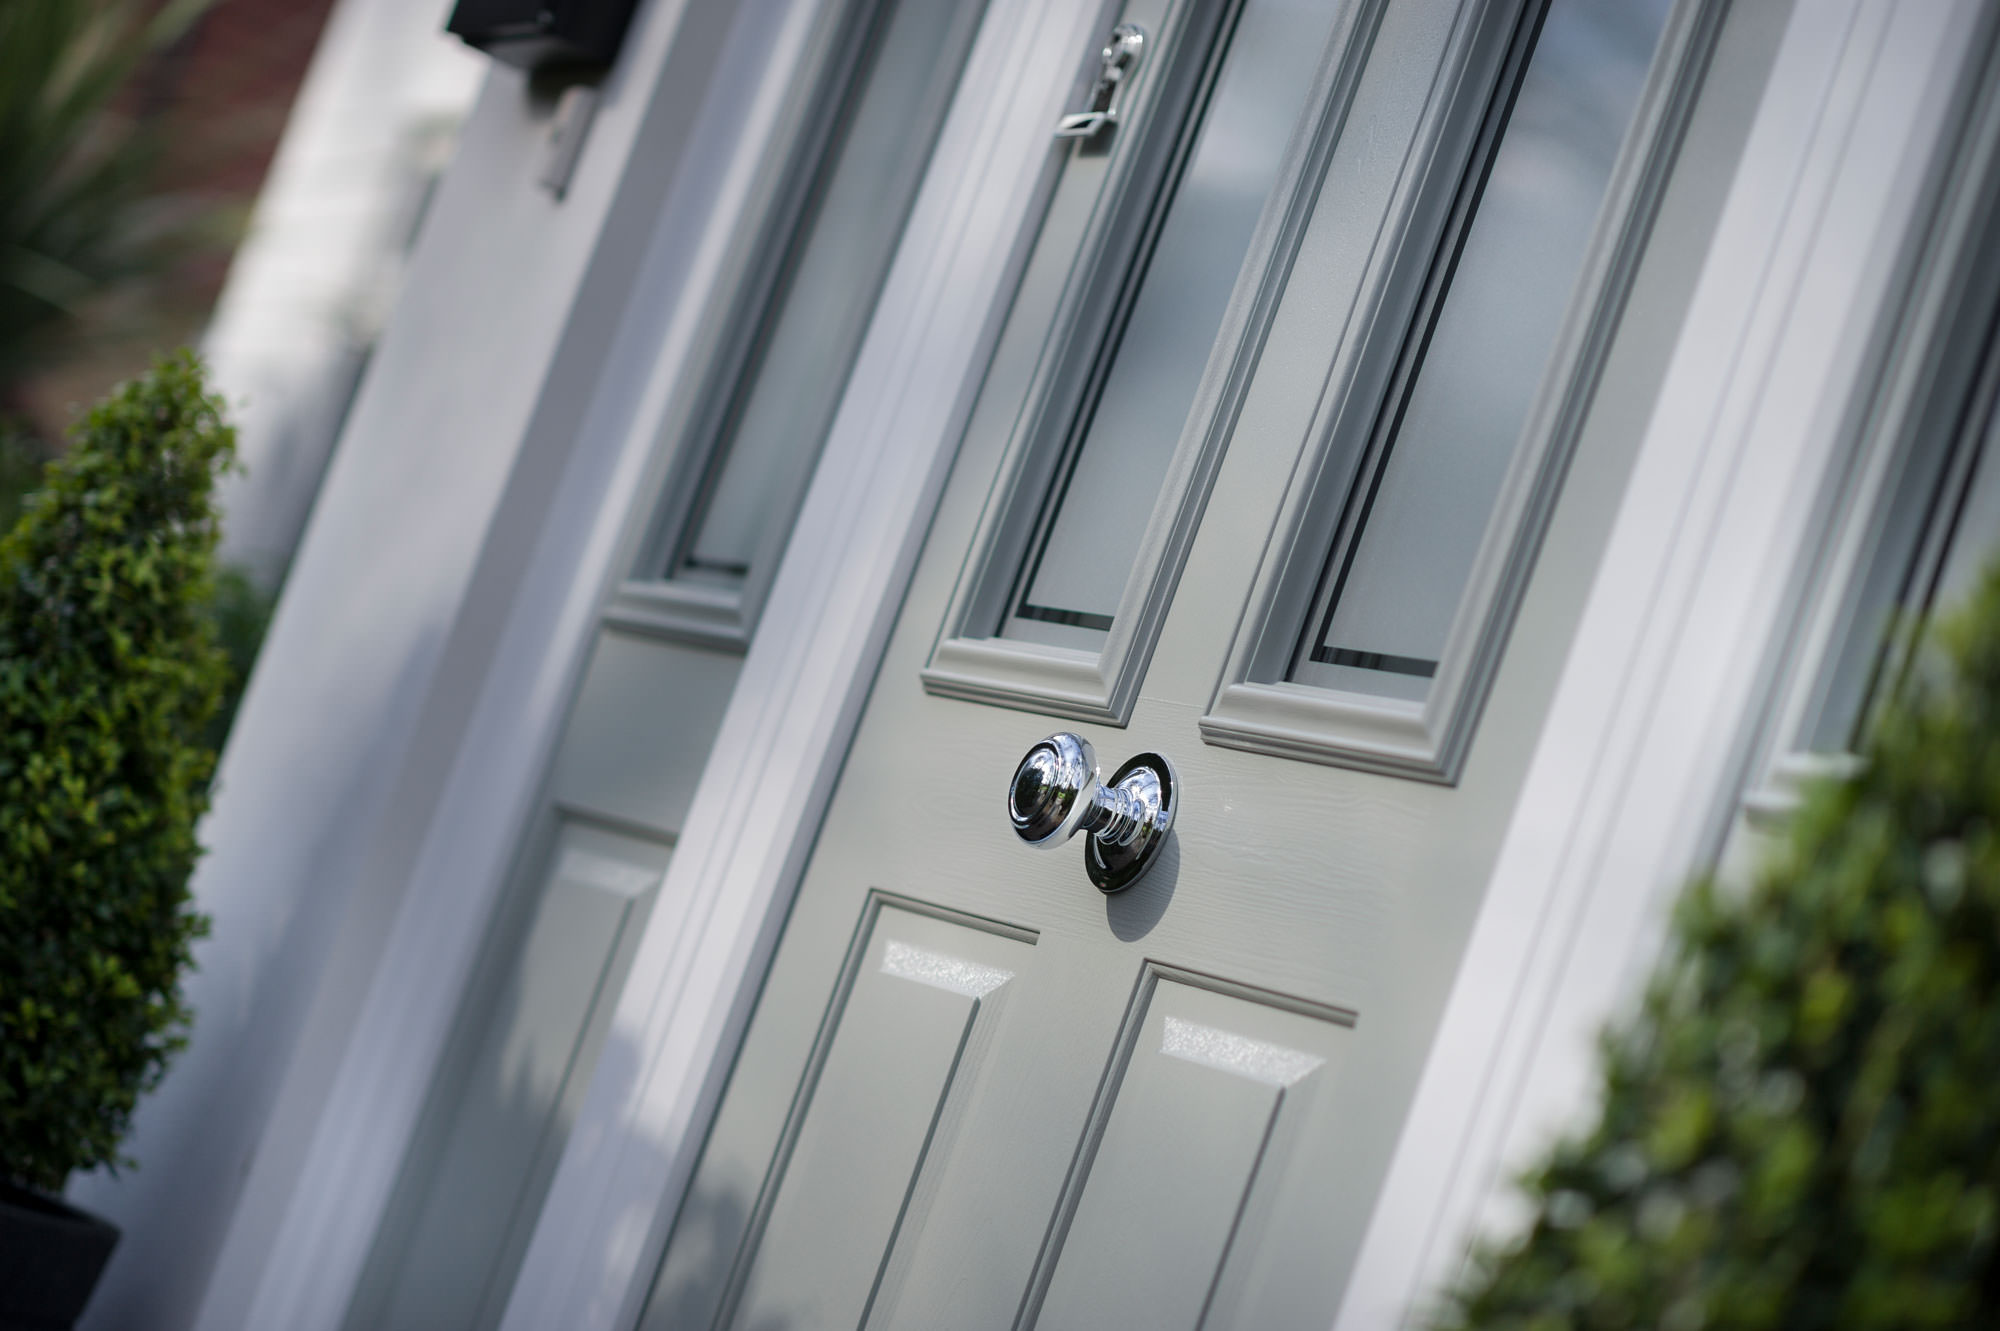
[1736,103,2000,830]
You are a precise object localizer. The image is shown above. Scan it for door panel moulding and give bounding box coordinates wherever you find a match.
[1333,2,2000,1328]
[195,2,877,1329]
[495,4,1111,1330]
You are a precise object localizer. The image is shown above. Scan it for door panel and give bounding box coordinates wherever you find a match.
[1201,0,1691,779]
[353,822,667,1331]
[643,0,1735,1324]
[613,0,990,645]
[1028,973,1352,1331]
[723,904,1033,1331]
[922,0,1357,721]
[1287,0,1669,701]
[1001,0,1345,650]
[549,632,740,836]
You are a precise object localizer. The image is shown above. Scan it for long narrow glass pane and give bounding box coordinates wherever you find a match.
[1807,342,2000,753]
[1001,0,1340,651]
[670,0,978,587]
[1290,0,1671,700]
[1927,415,2000,614]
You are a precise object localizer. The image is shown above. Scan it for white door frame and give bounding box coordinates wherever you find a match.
[496,3,2000,1331]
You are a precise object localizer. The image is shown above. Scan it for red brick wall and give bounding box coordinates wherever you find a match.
[13,0,342,440]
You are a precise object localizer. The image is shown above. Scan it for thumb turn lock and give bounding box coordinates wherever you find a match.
[1007,732,1176,893]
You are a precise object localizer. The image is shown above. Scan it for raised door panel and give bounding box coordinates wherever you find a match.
[1028,973,1353,1331]
[728,908,1032,1330]
[645,902,1037,1331]
[355,823,667,1331]
[549,632,741,837]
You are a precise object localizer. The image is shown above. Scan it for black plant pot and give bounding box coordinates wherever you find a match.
[0,1184,118,1331]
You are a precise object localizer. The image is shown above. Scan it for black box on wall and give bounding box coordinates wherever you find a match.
[446,0,642,71]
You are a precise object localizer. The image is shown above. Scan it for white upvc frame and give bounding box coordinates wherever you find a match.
[493,4,1108,1330]
[335,1,998,1320]
[199,2,905,1327]
[1332,3,2000,1327]
[1201,0,1726,784]
[1735,107,2000,834]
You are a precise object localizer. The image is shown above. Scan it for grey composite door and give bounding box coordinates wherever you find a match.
[642,0,1768,1325]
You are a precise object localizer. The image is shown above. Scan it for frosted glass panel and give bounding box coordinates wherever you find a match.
[1291,0,1671,700]
[1928,419,2000,617]
[1002,0,1339,650]
[1808,356,2000,752]
[671,0,976,586]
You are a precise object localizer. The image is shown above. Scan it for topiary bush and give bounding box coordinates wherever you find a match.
[0,351,231,1194]
[198,563,272,756]
[1441,563,2000,1329]
[0,420,45,535]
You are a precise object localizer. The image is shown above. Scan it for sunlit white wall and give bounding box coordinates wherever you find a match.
[205,0,482,589]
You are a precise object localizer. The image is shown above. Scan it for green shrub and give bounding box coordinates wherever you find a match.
[199,563,272,755]
[0,421,44,535]
[1442,565,2000,1329]
[0,351,231,1193]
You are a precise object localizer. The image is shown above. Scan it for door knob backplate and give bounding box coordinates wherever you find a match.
[1008,732,1176,893]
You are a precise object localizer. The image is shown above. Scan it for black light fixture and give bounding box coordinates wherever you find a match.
[445,0,642,72]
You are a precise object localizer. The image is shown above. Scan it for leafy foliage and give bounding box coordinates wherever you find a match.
[0,351,231,1192]
[0,420,46,535]
[0,0,210,387]
[198,562,271,754]
[1441,564,2000,1329]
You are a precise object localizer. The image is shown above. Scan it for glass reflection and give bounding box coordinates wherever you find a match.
[1809,328,2000,752]
[1003,0,1338,650]
[670,0,975,588]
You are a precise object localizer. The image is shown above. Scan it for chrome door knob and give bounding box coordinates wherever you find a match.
[1007,733,1177,893]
